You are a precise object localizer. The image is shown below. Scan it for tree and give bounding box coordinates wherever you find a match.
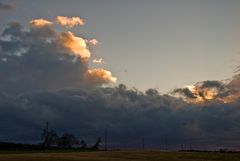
[41,122,59,149]
[80,140,87,149]
[58,133,79,148]
[91,137,101,150]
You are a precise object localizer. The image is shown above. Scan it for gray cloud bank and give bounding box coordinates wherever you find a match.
[0,85,240,149]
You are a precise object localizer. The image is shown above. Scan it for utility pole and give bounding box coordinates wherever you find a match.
[104,130,108,151]
[46,121,49,150]
[46,122,49,134]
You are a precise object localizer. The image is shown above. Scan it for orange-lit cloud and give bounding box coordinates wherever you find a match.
[84,68,117,86]
[29,18,53,28]
[173,78,240,104]
[92,58,104,64]
[88,39,98,45]
[184,85,219,103]
[59,31,91,59]
[56,16,84,28]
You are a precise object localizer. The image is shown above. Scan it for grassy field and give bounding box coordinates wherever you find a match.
[0,150,239,161]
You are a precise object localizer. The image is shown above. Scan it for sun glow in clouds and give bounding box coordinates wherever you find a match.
[184,84,219,103]
[176,79,240,104]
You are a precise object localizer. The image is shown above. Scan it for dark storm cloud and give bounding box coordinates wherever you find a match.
[0,2,15,11]
[0,85,240,149]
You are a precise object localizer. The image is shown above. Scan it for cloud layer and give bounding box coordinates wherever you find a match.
[0,85,240,149]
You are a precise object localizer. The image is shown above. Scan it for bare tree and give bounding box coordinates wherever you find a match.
[41,122,59,149]
[58,133,79,148]
[80,140,87,149]
[91,137,102,150]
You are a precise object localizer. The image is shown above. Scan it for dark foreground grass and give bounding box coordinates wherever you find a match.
[0,150,239,161]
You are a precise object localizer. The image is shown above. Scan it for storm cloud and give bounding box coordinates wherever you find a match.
[0,85,240,149]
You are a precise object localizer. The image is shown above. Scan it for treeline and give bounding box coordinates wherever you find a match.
[0,142,42,151]
[41,129,101,150]
[41,122,102,150]
[0,123,102,151]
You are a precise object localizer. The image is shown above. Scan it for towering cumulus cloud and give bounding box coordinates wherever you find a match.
[55,16,84,28]
[0,17,116,93]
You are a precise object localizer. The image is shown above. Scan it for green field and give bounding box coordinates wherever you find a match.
[0,150,239,161]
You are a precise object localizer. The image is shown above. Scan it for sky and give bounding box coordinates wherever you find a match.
[1,0,240,150]
[1,0,240,92]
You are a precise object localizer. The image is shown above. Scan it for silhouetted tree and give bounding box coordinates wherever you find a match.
[41,122,59,149]
[41,129,59,148]
[91,137,101,150]
[80,140,87,149]
[58,133,79,148]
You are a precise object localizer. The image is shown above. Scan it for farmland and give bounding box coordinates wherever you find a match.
[0,150,239,161]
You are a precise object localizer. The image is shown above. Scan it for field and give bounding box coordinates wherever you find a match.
[0,150,239,161]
